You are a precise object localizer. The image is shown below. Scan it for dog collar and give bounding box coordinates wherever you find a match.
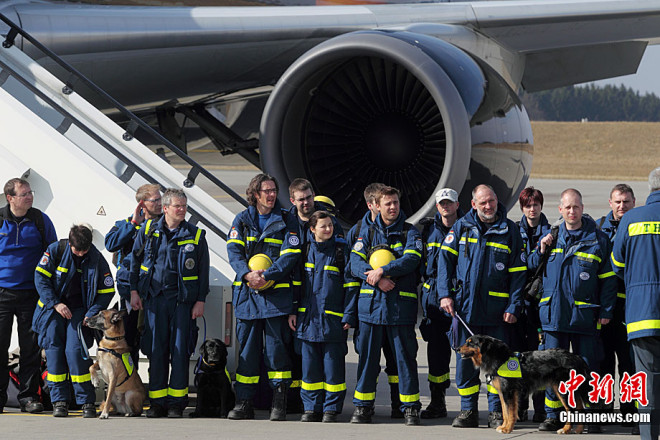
[202,358,217,367]
[104,335,125,341]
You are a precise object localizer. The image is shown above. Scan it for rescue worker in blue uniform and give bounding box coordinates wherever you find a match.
[0,177,56,414]
[515,187,550,423]
[227,174,301,422]
[437,184,526,429]
[349,186,423,426]
[33,224,114,418]
[420,188,462,419]
[104,183,162,365]
[598,183,638,434]
[345,182,404,419]
[611,167,660,440]
[129,188,209,418]
[529,188,617,432]
[288,210,358,423]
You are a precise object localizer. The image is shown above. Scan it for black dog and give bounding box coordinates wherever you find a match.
[190,339,235,418]
[459,335,592,434]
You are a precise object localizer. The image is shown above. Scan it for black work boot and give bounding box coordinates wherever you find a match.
[452,410,479,428]
[389,383,403,419]
[82,403,97,418]
[52,401,69,418]
[421,385,447,419]
[227,400,255,420]
[270,384,288,421]
[404,407,421,426]
[350,406,373,424]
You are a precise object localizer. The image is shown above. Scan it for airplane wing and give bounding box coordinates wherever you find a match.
[2,0,660,223]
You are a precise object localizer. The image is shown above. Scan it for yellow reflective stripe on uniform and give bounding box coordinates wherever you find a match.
[352,250,367,260]
[388,375,399,384]
[360,289,374,294]
[182,276,198,281]
[37,300,44,308]
[354,390,376,401]
[280,249,301,255]
[273,283,290,289]
[233,281,242,286]
[236,374,259,384]
[399,291,417,299]
[487,384,499,394]
[343,282,360,288]
[598,271,616,279]
[611,253,625,268]
[144,219,152,235]
[508,266,527,273]
[36,267,52,278]
[324,382,347,392]
[423,283,431,290]
[404,249,421,258]
[540,297,550,303]
[400,393,420,403]
[301,381,324,391]
[460,237,478,244]
[441,246,458,256]
[427,242,442,248]
[293,280,302,286]
[97,288,115,294]
[486,242,511,253]
[71,373,91,383]
[56,266,68,273]
[545,397,563,408]
[489,291,510,298]
[428,373,450,384]
[140,265,149,272]
[177,228,202,246]
[627,319,660,334]
[264,238,283,244]
[458,385,480,396]
[574,252,602,263]
[390,242,403,249]
[305,263,315,268]
[551,248,564,254]
[149,389,167,399]
[324,265,340,272]
[574,301,593,306]
[617,292,626,299]
[246,236,257,242]
[290,380,301,388]
[297,308,306,312]
[227,239,245,246]
[596,322,602,330]
[628,221,660,236]
[168,387,188,397]
[325,310,344,317]
[47,373,68,382]
[268,371,292,379]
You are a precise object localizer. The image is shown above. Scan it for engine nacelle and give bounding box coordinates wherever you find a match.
[260,30,532,224]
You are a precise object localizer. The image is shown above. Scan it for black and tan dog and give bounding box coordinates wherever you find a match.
[190,338,235,418]
[86,309,147,419]
[459,335,592,434]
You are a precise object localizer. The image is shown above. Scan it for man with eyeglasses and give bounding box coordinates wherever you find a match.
[0,178,56,414]
[288,178,343,244]
[105,183,162,366]
[129,188,209,418]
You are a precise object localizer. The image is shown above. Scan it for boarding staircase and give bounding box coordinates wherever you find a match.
[0,14,243,377]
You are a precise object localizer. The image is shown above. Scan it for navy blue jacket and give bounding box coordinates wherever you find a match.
[33,242,114,343]
[529,215,617,335]
[0,206,57,290]
[611,190,660,340]
[104,215,146,300]
[350,212,422,325]
[288,203,344,245]
[436,204,526,326]
[227,203,301,319]
[518,213,551,260]
[295,237,358,342]
[130,217,209,304]
[598,211,626,323]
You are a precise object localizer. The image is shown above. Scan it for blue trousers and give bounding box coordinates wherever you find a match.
[353,323,420,411]
[353,323,400,406]
[234,316,292,401]
[455,324,510,412]
[424,307,451,390]
[43,308,94,405]
[631,336,660,440]
[145,294,194,409]
[300,340,346,413]
[543,331,600,419]
[600,317,636,415]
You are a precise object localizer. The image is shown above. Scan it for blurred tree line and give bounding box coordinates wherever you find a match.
[521,84,660,121]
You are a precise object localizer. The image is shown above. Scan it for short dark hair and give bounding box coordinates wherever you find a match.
[610,183,635,200]
[69,225,93,252]
[3,178,29,200]
[288,178,313,199]
[518,187,544,210]
[246,174,278,207]
[308,210,332,230]
[363,183,385,204]
[375,186,400,204]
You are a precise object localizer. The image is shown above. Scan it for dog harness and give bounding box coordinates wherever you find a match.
[496,355,523,378]
[97,348,135,387]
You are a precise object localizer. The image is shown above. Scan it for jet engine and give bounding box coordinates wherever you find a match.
[260,30,533,224]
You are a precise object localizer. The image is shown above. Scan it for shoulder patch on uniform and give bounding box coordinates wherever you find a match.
[40,255,49,265]
[520,253,527,263]
[579,272,590,281]
[353,241,364,252]
[444,234,454,244]
[495,262,505,271]
[415,239,423,251]
[288,235,300,246]
[185,258,195,270]
[104,276,113,287]
[184,243,195,252]
[229,229,238,239]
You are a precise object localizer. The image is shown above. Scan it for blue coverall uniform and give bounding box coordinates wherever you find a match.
[436,204,526,413]
[33,241,114,405]
[130,217,209,410]
[349,212,423,412]
[294,237,358,414]
[611,190,660,440]
[226,203,301,401]
[528,215,616,419]
[346,211,402,411]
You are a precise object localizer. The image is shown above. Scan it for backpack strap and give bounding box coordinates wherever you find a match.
[0,206,48,252]
[52,239,68,267]
[133,219,157,260]
[597,215,607,230]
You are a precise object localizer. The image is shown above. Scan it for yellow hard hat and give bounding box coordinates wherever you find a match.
[248,253,274,290]
[314,195,335,208]
[369,248,396,270]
